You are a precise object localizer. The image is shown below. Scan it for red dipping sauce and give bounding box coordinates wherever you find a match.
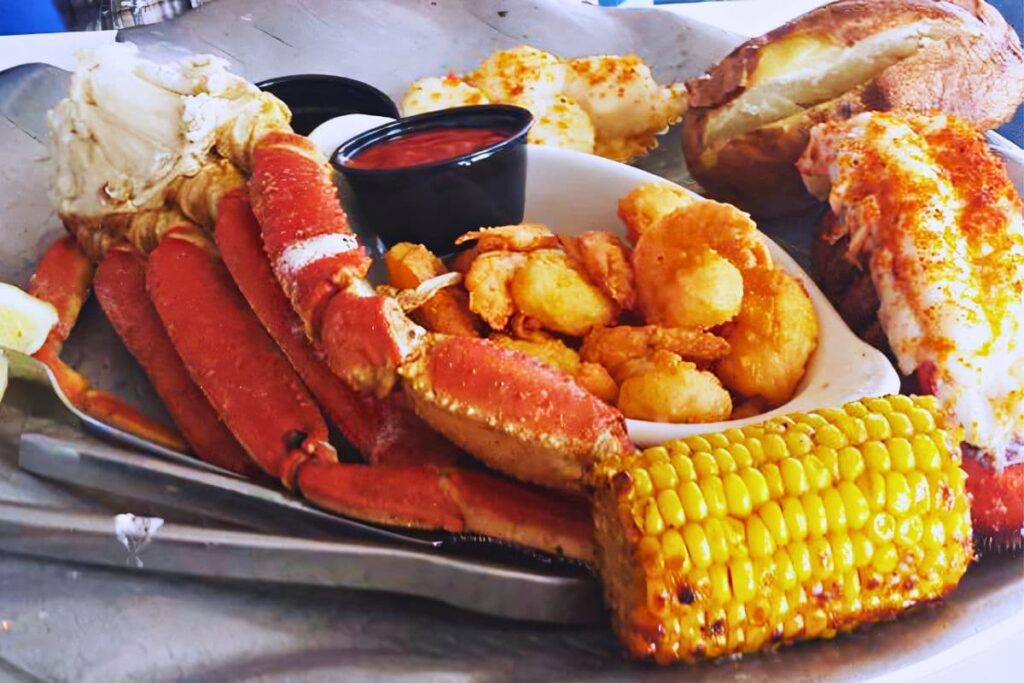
[344,126,512,169]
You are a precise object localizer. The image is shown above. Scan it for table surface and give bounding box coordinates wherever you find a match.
[1,1,1022,681]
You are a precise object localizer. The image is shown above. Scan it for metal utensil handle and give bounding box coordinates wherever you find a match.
[19,432,437,547]
[0,501,604,624]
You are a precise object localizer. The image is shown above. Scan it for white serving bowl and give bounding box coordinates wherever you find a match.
[521,144,900,447]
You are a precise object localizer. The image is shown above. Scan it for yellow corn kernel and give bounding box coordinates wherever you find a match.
[785,430,814,457]
[763,433,789,461]
[863,412,892,440]
[710,563,732,603]
[863,441,891,471]
[646,445,670,462]
[782,496,809,541]
[685,436,712,453]
[838,446,865,481]
[907,471,931,515]
[888,438,914,472]
[678,480,707,521]
[850,531,874,567]
[888,394,913,411]
[885,471,912,515]
[815,424,846,449]
[831,534,856,573]
[863,397,893,414]
[745,438,765,462]
[911,434,941,471]
[702,476,729,518]
[822,488,848,532]
[907,407,936,433]
[788,541,813,583]
[723,518,747,555]
[671,454,696,482]
[728,442,753,468]
[638,535,664,573]
[713,447,737,474]
[886,411,914,439]
[895,516,923,547]
[730,557,756,602]
[803,455,832,490]
[759,500,790,546]
[706,432,730,449]
[808,536,835,578]
[922,515,946,550]
[872,542,898,573]
[645,501,666,535]
[815,446,839,480]
[647,578,672,616]
[683,523,712,569]
[762,463,785,499]
[754,556,778,591]
[920,547,948,578]
[844,400,869,417]
[631,467,654,498]
[665,439,691,457]
[657,489,686,528]
[797,412,828,429]
[746,515,776,559]
[650,461,678,491]
[836,415,868,444]
[724,473,753,517]
[692,451,719,478]
[838,480,870,530]
[661,529,690,572]
[740,467,770,508]
[868,512,895,544]
[803,492,828,537]
[860,471,887,511]
[781,458,809,496]
[706,517,731,565]
[723,428,745,443]
[775,547,798,591]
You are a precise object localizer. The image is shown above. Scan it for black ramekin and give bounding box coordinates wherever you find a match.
[330,104,533,255]
[256,74,399,136]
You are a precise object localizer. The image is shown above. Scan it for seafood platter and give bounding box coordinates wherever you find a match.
[0,0,1022,670]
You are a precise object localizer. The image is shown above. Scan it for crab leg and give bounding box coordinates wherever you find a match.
[92,246,259,476]
[298,461,595,560]
[212,188,462,467]
[249,132,633,492]
[145,227,337,488]
[28,237,187,452]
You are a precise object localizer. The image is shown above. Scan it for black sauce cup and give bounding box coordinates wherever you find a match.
[331,105,533,255]
[256,74,399,136]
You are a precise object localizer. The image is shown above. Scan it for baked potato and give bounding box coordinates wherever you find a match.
[681,0,1024,216]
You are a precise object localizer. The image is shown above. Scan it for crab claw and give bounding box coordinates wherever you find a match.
[400,335,634,492]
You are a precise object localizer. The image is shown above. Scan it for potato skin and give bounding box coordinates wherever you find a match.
[682,0,1024,217]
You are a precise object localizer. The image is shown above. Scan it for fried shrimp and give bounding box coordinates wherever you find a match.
[617,182,695,244]
[633,228,745,329]
[616,350,732,423]
[510,249,617,336]
[581,325,730,379]
[716,268,818,405]
[463,251,528,330]
[384,242,482,337]
[560,231,636,310]
[455,223,559,252]
[659,200,772,273]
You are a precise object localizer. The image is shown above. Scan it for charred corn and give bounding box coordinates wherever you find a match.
[592,395,972,665]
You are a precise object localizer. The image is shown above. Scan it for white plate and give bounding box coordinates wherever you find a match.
[522,144,901,446]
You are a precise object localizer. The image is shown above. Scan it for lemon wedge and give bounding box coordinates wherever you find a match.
[0,282,58,355]
[0,350,7,404]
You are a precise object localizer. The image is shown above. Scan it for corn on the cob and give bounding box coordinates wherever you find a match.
[592,395,972,665]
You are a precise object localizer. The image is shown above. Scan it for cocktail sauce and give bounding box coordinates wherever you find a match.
[343,126,512,169]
